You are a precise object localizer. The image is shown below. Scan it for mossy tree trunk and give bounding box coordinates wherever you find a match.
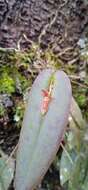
[0,0,88,51]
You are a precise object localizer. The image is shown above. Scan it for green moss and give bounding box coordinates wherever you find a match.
[13,102,25,128]
[76,95,86,107]
[18,73,31,92]
[0,72,15,94]
[72,82,88,120]
[0,45,87,123]
[0,104,5,117]
[44,50,64,69]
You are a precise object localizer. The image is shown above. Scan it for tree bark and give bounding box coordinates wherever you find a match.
[0,0,88,51]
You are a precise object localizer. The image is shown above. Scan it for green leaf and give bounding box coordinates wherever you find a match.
[70,98,86,129]
[68,153,88,190]
[0,151,14,190]
[15,69,72,190]
[60,130,88,190]
[60,132,77,185]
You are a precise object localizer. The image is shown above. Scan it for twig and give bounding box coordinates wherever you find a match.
[0,47,18,52]
[38,0,68,45]
[23,34,34,45]
[38,10,58,44]
[0,144,18,176]
[0,149,6,158]
[60,142,73,165]
[68,57,79,64]
[68,75,80,80]
[71,79,88,88]
[5,143,18,165]
[58,47,74,56]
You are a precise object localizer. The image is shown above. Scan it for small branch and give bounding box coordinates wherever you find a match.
[0,143,18,176]
[38,10,58,44]
[58,47,74,56]
[0,47,18,52]
[5,143,18,165]
[71,79,88,88]
[60,142,73,165]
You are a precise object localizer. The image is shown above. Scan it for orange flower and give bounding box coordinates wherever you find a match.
[41,89,52,115]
